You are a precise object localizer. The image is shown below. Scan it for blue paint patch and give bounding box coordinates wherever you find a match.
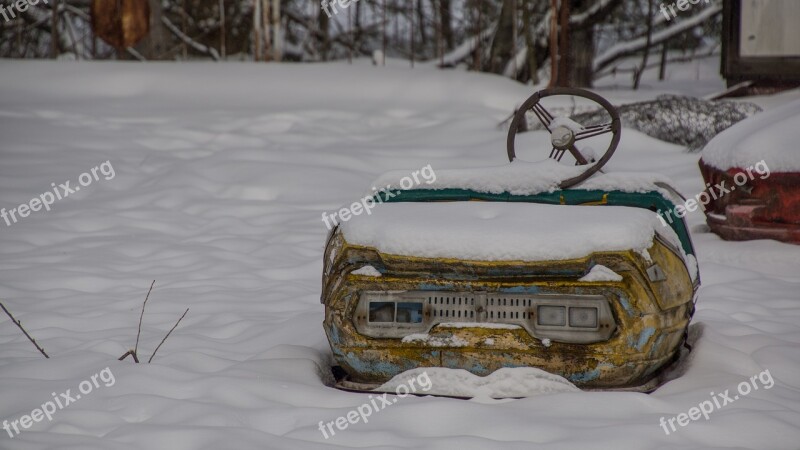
[328,322,343,346]
[417,283,456,291]
[631,327,656,351]
[648,334,665,358]
[343,352,402,377]
[499,285,541,294]
[569,369,601,383]
[618,295,635,317]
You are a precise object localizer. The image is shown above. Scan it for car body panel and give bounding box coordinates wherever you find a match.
[699,159,800,244]
[322,189,698,389]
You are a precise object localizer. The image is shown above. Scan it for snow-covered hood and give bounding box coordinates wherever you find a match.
[339,201,679,263]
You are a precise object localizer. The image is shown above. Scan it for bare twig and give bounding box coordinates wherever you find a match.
[118,349,139,363]
[148,308,189,363]
[0,302,49,358]
[134,280,155,356]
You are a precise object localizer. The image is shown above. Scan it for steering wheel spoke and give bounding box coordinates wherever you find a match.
[567,144,590,165]
[549,147,567,162]
[531,103,555,131]
[575,122,615,141]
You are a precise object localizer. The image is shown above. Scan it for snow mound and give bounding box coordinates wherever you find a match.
[702,98,800,172]
[579,264,623,282]
[378,367,579,399]
[341,202,665,262]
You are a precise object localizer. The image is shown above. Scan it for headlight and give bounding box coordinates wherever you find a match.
[396,302,423,323]
[354,292,429,338]
[568,307,598,328]
[537,306,566,326]
[368,302,395,322]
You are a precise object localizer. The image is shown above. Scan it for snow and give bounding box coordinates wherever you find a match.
[340,202,671,262]
[378,368,580,400]
[1,59,799,449]
[370,159,676,198]
[351,265,382,277]
[701,98,800,172]
[578,264,624,282]
[401,334,469,347]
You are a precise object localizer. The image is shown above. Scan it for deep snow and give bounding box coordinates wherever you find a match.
[1,58,799,449]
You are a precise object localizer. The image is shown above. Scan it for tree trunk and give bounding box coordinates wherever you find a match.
[522,0,539,84]
[566,24,593,86]
[489,0,515,74]
[564,0,596,87]
[416,0,427,47]
[317,3,329,61]
[555,0,570,86]
[134,0,168,59]
[439,0,453,50]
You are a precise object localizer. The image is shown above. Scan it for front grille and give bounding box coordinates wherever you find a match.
[354,290,616,343]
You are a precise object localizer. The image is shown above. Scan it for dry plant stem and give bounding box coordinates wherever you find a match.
[148,308,189,363]
[0,301,49,358]
[135,280,156,356]
[118,349,140,363]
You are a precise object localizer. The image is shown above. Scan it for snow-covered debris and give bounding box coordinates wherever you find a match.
[529,95,762,151]
[702,98,800,172]
[579,264,624,282]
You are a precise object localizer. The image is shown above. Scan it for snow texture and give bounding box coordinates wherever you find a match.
[702,98,800,172]
[340,202,670,262]
[0,59,799,449]
[370,158,676,197]
[378,367,580,400]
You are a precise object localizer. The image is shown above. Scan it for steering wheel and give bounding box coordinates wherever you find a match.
[506,87,621,189]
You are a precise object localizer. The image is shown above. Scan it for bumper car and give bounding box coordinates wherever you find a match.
[322,88,700,394]
[699,99,800,244]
